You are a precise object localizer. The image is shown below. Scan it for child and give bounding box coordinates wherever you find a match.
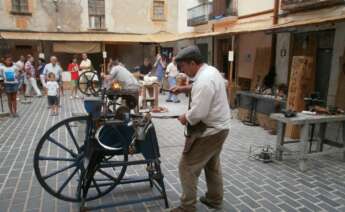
[0,55,19,117]
[46,72,59,116]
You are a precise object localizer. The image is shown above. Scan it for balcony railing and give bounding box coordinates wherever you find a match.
[187,2,213,26]
[281,0,344,11]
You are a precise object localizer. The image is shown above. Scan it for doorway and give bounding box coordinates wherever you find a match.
[291,30,335,104]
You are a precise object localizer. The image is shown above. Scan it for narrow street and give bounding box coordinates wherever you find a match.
[0,94,344,212]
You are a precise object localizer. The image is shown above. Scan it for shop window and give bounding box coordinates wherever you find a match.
[11,0,30,14]
[88,0,105,29]
[152,0,165,21]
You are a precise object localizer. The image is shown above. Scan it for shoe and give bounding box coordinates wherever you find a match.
[199,196,222,209]
[36,95,42,98]
[166,99,173,102]
[174,100,181,103]
[75,95,79,99]
[70,96,74,99]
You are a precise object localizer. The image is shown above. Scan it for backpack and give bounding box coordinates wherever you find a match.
[4,68,16,81]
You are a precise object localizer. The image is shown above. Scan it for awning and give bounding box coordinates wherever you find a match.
[0,31,160,43]
[53,42,101,53]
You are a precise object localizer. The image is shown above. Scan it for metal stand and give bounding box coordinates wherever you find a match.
[79,159,169,211]
[243,97,258,126]
[0,92,10,117]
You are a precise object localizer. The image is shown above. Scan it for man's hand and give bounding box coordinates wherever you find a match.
[170,85,192,94]
[178,113,188,125]
[170,86,180,94]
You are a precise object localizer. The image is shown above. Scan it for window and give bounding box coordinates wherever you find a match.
[11,0,29,13]
[88,0,105,29]
[152,0,165,21]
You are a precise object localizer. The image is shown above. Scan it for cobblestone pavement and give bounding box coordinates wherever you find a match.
[0,93,344,212]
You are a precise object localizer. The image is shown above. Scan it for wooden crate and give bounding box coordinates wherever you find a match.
[238,108,277,132]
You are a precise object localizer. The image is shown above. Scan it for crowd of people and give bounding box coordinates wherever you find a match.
[0,53,95,117]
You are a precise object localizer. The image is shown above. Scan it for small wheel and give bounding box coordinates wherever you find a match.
[33,116,128,202]
[78,71,101,96]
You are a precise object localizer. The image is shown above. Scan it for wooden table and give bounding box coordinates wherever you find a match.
[270,113,345,171]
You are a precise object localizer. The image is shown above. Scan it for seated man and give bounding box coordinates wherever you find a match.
[102,59,139,90]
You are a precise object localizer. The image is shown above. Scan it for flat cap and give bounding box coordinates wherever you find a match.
[175,45,203,63]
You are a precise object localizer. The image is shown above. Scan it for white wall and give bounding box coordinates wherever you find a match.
[237,0,274,16]
[178,0,201,33]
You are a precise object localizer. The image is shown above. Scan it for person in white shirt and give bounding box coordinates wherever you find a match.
[43,56,63,105]
[25,55,42,97]
[43,56,63,82]
[46,72,59,116]
[80,53,92,72]
[170,46,231,212]
[165,56,180,103]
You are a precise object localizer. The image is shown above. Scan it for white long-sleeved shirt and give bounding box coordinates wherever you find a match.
[166,62,179,78]
[185,64,231,137]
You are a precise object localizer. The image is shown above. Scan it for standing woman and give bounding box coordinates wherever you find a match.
[25,55,42,97]
[154,53,166,89]
[0,56,19,117]
[67,57,80,99]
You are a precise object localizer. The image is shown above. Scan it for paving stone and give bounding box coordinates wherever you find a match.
[259,191,282,204]
[297,192,320,204]
[278,203,299,212]
[235,204,254,212]
[318,202,340,212]
[298,198,323,211]
[298,207,312,212]
[240,196,260,209]
[279,195,302,208]
[316,195,340,207]
[258,199,281,212]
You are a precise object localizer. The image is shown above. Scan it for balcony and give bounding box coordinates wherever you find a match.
[281,0,344,11]
[187,2,213,26]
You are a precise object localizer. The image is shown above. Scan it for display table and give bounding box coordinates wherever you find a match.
[270,113,345,171]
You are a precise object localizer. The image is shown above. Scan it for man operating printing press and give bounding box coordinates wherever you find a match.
[170,46,231,212]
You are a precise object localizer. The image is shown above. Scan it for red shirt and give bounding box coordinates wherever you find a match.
[67,63,79,80]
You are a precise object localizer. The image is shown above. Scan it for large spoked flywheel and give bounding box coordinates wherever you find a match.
[33,116,128,202]
[78,71,101,96]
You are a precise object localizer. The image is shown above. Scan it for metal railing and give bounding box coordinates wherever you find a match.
[187,2,213,26]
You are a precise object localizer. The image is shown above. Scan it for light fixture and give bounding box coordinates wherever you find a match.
[280,48,287,57]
